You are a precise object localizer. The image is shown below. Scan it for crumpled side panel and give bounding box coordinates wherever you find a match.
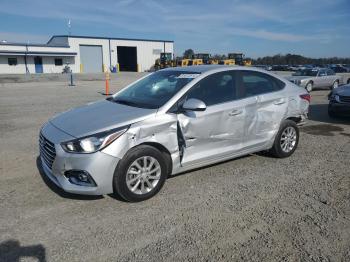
[102,114,181,173]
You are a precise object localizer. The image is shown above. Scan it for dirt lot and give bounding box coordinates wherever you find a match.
[0,74,349,262]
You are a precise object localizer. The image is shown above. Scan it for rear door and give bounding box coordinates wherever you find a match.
[177,71,245,167]
[326,69,337,87]
[316,69,328,87]
[237,70,287,149]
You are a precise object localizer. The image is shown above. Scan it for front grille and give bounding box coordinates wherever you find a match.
[39,133,56,169]
[339,95,350,103]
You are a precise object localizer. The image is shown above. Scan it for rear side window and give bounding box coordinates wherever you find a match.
[186,71,237,106]
[318,69,327,76]
[327,69,335,76]
[239,71,285,98]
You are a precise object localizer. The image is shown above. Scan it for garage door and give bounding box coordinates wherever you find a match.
[117,46,137,72]
[79,45,103,73]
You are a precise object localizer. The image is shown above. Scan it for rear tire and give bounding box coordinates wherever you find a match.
[330,80,339,90]
[305,82,313,92]
[113,145,168,202]
[270,120,299,158]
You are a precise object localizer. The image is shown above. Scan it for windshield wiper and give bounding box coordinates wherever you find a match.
[112,98,139,107]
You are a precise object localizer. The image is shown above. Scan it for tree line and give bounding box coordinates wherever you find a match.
[251,54,350,65]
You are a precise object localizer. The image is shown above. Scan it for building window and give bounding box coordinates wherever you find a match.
[54,58,63,66]
[8,58,17,66]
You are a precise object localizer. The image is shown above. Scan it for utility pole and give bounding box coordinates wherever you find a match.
[67,19,71,36]
[25,41,29,74]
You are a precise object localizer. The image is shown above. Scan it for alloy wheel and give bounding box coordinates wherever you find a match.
[126,156,161,195]
[332,81,339,89]
[306,82,313,92]
[280,127,297,153]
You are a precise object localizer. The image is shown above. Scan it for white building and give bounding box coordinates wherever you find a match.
[0,35,174,74]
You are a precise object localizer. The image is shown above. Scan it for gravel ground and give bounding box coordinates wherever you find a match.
[0,74,349,262]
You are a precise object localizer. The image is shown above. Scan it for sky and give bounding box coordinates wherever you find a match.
[0,0,349,58]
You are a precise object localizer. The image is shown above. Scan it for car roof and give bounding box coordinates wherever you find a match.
[162,65,246,73]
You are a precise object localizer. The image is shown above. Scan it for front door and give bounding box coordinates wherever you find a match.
[177,71,245,167]
[34,56,43,73]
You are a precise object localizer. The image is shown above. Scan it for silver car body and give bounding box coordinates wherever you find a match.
[287,68,340,89]
[40,65,309,195]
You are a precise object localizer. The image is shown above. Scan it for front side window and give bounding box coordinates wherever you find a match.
[294,69,318,76]
[8,58,17,66]
[240,71,284,97]
[112,70,200,109]
[185,71,236,106]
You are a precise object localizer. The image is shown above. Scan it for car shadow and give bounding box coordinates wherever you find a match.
[36,157,103,201]
[308,103,350,125]
[0,239,46,262]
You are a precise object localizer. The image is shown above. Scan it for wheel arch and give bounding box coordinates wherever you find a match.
[139,142,173,176]
[285,116,302,124]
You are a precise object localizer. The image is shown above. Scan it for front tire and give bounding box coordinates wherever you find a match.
[113,145,168,202]
[270,120,299,158]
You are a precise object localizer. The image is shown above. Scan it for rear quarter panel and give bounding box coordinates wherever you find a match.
[284,83,309,119]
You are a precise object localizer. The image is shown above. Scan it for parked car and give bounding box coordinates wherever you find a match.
[287,68,340,92]
[39,65,310,202]
[328,84,350,117]
[253,65,272,71]
[330,65,350,73]
[272,65,289,71]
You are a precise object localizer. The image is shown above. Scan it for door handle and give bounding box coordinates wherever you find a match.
[229,110,243,116]
[273,99,286,105]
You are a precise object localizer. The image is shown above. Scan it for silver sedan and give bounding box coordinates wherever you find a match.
[287,68,341,92]
[39,65,310,202]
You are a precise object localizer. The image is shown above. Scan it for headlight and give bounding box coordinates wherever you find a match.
[329,94,340,102]
[61,126,129,153]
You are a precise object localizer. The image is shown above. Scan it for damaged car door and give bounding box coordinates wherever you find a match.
[238,70,287,148]
[176,71,245,167]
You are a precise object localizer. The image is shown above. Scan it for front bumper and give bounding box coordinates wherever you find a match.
[329,102,350,114]
[39,122,120,195]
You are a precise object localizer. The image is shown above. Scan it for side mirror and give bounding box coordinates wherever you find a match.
[182,98,206,111]
[319,73,326,77]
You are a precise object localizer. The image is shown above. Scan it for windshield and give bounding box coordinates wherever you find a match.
[160,53,171,61]
[112,71,200,109]
[293,69,318,76]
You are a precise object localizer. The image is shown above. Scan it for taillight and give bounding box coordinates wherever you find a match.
[300,94,311,103]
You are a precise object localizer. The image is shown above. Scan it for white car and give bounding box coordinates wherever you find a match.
[287,68,341,92]
[39,65,310,201]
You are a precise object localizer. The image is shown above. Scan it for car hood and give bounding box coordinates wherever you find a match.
[50,99,157,138]
[333,84,350,96]
[286,76,311,81]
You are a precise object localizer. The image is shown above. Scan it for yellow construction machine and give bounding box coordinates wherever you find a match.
[219,56,235,66]
[228,53,251,66]
[176,58,191,67]
[154,52,175,70]
[195,53,219,65]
